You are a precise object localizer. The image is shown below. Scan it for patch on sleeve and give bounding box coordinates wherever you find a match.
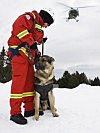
[25,15,31,20]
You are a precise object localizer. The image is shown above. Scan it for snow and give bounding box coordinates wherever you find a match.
[0,81,100,133]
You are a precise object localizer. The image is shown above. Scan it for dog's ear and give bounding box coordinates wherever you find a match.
[48,57,55,64]
[50,57,55,62]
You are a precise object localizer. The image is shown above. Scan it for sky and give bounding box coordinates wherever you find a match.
[0,0,100,79]
[1,81,100,133]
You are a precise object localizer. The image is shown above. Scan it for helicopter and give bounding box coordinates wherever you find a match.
[57,2,96,22]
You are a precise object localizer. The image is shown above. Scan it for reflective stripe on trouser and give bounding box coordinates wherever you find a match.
[10,55,35,115]
[10,92,35,99]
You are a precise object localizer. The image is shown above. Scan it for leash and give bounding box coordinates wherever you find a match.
[42,41,44,56]
[41,37,48,56]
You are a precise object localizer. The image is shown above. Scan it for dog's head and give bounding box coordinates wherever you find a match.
[35,55,55,70]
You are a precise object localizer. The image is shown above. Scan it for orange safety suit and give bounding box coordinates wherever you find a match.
[8,10,44,115]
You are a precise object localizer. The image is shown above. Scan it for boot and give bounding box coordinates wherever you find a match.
[24,109,44,117]
[10,114,27,125]
[24,109,35,117]
[39,110,44,116]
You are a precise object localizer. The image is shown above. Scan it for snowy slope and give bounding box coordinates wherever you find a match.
[0,82,100,133]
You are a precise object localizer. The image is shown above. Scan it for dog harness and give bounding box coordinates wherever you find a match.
[34,83,53,100]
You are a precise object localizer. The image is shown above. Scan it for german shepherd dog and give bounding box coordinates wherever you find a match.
[34,55,59,120]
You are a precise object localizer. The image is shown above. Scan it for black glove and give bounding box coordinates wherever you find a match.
[37,51,41,57]
[42,37,48,43]
[30,42,38,50]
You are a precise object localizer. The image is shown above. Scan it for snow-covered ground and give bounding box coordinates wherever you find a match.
[0,81,100,133]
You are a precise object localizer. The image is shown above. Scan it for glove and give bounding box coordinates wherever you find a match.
[30,42,38,50]
[42,37,48,43]
[37,51,41,58]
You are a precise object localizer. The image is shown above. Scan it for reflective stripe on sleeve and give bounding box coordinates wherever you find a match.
[35,24,42,31]
[19,47,32,60]
[19,47,28,56]
[17,30,29,39]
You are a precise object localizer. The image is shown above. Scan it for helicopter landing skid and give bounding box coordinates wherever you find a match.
[76,19,79,22]
[65,17,79,22]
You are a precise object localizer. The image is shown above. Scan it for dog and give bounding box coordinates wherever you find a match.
[34,55,59,121]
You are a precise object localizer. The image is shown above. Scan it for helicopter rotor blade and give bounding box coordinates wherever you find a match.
[57,2,97,9]
[56,2,74,9]
[63,9,70,14]
[76,6,96,9]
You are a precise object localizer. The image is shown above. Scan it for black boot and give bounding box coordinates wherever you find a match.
[24,109,35,117]
[10,114,27,125]
[24,109,44,117]
[39,110,44,116]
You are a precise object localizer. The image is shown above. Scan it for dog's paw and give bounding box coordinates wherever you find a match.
[53,113,59,117]
[34,115,39,121]
[55,108,57,111]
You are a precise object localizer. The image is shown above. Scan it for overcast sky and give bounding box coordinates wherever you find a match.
[0,0,100,78]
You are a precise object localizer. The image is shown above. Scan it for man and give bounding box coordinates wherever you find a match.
[7,9,54,125]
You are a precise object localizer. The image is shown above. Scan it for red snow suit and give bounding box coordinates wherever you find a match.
[8,10,44,115]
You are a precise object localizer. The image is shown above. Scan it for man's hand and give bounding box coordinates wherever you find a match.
[37,51,41,57]
[42,37,48,43]
[30,42,38,50]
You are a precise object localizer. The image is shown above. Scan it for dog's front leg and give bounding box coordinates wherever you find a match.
[48,91,59,117]
[34,92,40,121]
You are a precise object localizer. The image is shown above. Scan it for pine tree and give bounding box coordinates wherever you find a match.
[79,72,89,84]
[53,76,57,84]
[61,71,71,88]
[0,46,12,83]
[68,73,79,88]
[56,71,89,88]
[91,77,100,86]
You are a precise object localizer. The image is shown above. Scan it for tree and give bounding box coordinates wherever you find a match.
[68,73,79,88]
[61,71,71,88]
[53,76,57,84]
[57,71,79,88]
[79,72,89,84]
[56,71,90,88]
[91,77,100,86]
[0,46,12,83]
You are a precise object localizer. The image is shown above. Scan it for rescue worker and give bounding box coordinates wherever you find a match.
[7,9,54,125]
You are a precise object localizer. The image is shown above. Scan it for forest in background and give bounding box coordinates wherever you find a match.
[0,46,100,88]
